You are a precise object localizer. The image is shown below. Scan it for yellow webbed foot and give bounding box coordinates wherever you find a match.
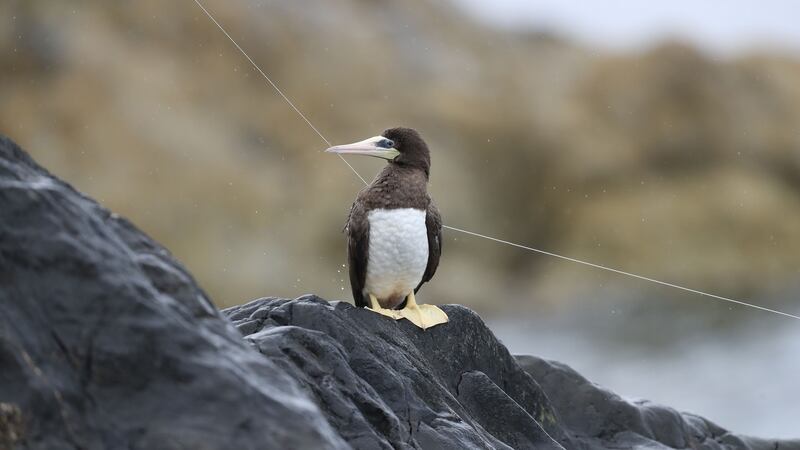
[366,294,403,320]
[398,291,449,330]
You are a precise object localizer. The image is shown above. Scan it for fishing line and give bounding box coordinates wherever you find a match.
[191,0,800,322]
[190,0,368,185]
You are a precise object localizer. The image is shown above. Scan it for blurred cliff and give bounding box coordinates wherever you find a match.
[2,0,799,320]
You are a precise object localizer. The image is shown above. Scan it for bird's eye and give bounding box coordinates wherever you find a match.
[377,139,394,149]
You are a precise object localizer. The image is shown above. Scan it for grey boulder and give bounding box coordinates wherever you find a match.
[2,133,797,449]
[0,135,347,449]
[225,296,800,450]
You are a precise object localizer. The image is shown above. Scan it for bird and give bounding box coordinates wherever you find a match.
[326,127,448,329]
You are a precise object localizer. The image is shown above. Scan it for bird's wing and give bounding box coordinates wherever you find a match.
[416,200,442,293]
[346,201,370,308]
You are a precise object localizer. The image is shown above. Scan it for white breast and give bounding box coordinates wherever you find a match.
[364,208,429,308]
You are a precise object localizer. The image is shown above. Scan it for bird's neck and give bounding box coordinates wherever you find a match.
[374,164,429,190]
[361,165,429,210]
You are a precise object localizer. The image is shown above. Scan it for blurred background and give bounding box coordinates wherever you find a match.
[1,0,798,439]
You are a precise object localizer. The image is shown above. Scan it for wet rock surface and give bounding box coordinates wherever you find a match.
[2,134,798,449]
[0,135,347,450]
[516,356,799,450]
[225,297,800,450]
[225,297,564,450]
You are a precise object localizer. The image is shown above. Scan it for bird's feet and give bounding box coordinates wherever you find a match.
[367,294,403,320]
[398,291,448,330]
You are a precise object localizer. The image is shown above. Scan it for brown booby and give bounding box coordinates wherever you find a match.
[326,127,448,329]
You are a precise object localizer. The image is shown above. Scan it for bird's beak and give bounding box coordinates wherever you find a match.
[325,136,400,160]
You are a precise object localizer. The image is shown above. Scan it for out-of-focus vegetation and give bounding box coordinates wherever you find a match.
[3,0,800,317]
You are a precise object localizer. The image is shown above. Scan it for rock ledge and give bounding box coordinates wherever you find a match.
[2,135,798,449]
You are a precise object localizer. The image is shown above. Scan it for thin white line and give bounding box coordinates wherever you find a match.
[442,225,800,321]
[191,0,800,322]
[191,0,369,186]
[191,0,327,145]
[337,155,369,185]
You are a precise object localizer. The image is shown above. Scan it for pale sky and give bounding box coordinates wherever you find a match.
[455,0,800,55]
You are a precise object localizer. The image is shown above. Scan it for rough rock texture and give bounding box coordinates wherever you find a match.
[225,297,800,450]
[0,135,347,449]
[225,297,565,450]
[516,356,799,450]
[2,134,798,449]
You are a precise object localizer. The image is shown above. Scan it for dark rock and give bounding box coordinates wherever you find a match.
[2,133,799,449]
[227,297,564,450]
[0,135,347,449]
[516,356,800,450]
[225,296,800,450]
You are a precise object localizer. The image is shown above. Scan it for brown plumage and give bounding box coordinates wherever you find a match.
[344,128,442,308]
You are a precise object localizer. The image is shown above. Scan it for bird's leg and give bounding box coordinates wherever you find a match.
[398,291,448,330]
[367,294,403,320]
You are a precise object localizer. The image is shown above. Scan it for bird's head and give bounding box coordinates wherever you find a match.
[325,127,431,176]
